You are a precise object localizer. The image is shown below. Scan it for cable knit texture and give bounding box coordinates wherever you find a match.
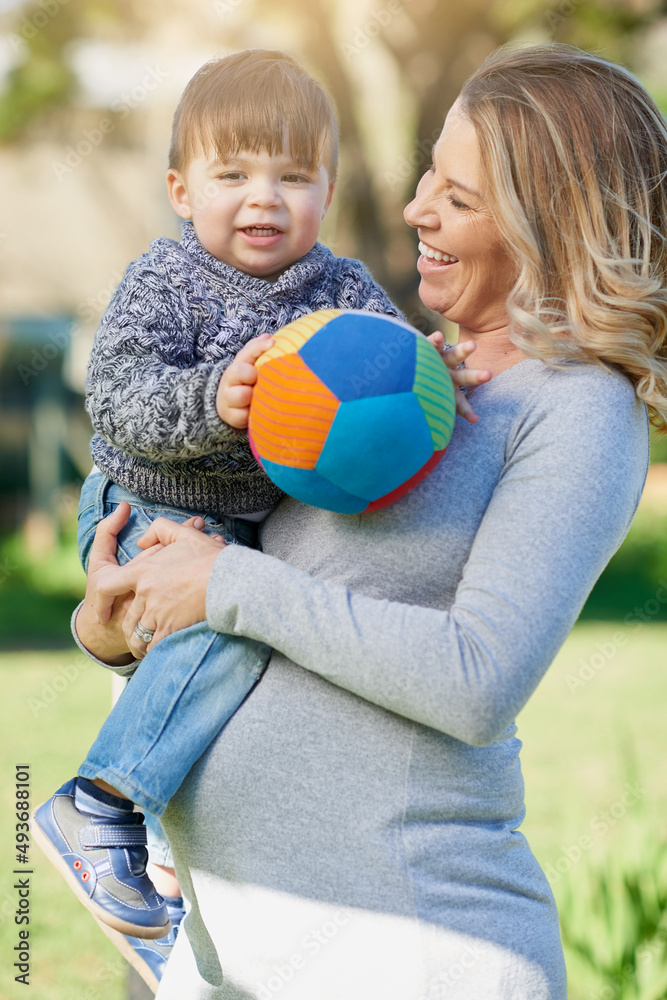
[87,222,402,516]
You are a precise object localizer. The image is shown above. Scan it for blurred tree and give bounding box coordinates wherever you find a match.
[249,0,666,328]
[1,0,664,332]
[0,1,79,142]
[0,0,158,143]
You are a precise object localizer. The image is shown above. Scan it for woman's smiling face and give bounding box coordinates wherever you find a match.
[404,104,516,331]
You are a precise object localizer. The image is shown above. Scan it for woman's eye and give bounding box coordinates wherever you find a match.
[449,194,469,211]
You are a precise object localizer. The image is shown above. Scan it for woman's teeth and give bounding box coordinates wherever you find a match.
[418,241,458,263]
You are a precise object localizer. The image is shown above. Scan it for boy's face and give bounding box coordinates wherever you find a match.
[167,147,335,281]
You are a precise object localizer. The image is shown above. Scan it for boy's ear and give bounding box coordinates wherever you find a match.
[166,169,192,220]
[322,181,336,219]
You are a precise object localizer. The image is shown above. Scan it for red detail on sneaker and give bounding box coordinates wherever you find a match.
[81,871,90,881]
[73,860,82,870]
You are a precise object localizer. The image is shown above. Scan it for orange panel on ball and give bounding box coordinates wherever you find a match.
[255,309,342,369]
[249,352,340,469]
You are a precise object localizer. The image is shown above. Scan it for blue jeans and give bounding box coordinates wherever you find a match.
[76,471,271,864]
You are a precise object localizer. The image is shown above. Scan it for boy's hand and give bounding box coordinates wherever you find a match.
[216,334,274,428]
[427,333,491,424]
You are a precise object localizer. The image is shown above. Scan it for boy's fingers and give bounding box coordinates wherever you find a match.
[450,367,492,387]
[220,408,250,429]
[224,360,261,387]
[455,389,479,424]
[443,340,477,367]
[223,384,254,408]
[137,516,204,551]
[234,335,274,366]
[181,516,207,531]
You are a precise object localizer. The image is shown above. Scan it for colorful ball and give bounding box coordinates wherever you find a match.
[248,309,456,514]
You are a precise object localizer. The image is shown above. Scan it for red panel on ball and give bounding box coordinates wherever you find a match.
[363,448,447,512]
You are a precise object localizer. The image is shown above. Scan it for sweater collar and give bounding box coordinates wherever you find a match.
[179,221,332,297]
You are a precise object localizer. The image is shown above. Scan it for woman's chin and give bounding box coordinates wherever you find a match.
[417,281,452,318]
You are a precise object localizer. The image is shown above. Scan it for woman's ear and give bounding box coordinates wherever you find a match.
[166,168,192,220]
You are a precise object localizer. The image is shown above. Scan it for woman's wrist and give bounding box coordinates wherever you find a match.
[74,599,135,667]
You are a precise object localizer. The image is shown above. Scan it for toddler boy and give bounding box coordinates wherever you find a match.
[33,46,401,949]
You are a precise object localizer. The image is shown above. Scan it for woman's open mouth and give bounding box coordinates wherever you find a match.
[418,240,459,265]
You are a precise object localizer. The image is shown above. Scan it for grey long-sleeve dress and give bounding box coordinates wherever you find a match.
[156,358,649,1000]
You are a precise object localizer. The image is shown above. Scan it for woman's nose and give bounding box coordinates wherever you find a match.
[404,173,438,230]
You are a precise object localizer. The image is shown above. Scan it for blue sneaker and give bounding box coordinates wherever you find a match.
[94,904,184,995]
[32,778,170,939]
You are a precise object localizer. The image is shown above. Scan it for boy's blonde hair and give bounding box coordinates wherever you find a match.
[169,50,339,181]
[460,43,667,432]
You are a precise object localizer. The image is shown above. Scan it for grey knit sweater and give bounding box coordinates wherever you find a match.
[87,222,401,517]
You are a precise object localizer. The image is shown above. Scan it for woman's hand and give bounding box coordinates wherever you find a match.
[75,502,136,666]
[95,518,226,658]
[427,334,491,424]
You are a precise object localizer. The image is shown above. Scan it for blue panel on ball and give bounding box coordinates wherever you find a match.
[260,458,368,513]
[299,312,417,401]
[316,393,434,501]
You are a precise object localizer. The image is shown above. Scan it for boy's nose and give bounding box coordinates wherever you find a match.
[247,178,282,208]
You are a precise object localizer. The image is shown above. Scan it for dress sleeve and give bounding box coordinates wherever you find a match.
[70,603,139,678]
[86,262,245,462]
[206,367,649,746]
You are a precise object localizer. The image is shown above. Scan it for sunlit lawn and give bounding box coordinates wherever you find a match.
[1,623,665,999]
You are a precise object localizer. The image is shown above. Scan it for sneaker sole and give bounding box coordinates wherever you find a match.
[31,804,171,941]
[92,917,161,995]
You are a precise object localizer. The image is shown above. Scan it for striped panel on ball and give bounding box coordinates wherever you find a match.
[249,352,339,469]
[412,335,456,450]
[255,309,342,370]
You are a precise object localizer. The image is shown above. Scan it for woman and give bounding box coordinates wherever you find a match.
[75,44,666,999]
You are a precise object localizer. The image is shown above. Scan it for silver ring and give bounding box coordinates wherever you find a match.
[133,621,155,643]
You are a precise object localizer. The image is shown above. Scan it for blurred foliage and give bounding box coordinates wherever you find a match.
[581,506,667,622]
[0,509,84,647]
[0,1,79,142]
[0,0,151,143]
[2,0,664,303]
[554,748,667,1000]
[558,829,667,1000]
[651,427,667,462]
[0,485,664,647]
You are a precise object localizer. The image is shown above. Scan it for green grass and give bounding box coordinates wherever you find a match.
[0,650,126,1000]
[0,625,665,998]
[518,622,667,1000]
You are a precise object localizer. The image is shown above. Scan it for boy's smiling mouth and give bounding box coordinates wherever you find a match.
[238,225,285,247]
[241,225,283,236]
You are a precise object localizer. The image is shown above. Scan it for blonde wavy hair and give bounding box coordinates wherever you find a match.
[459,43,667,432]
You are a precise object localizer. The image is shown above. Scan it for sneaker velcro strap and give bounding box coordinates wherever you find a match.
[79,824,148,849]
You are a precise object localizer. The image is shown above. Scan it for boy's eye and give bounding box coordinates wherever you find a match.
[282,173,308,183]
[219,171,245,181]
